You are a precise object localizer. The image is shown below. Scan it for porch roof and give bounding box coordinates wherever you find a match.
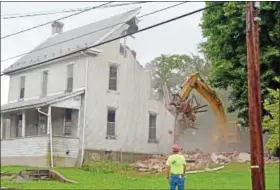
[1,90,84,113]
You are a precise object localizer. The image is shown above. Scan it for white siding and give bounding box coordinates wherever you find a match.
[84,25,175,155]
[53,137,79,158]
[1,136,48,157]
[8,56,86,102]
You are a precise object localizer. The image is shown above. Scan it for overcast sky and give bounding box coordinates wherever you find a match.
[1,1,205,105]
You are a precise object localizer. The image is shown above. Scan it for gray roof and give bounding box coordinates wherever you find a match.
[1,90,84,112]
[3,8,140,74]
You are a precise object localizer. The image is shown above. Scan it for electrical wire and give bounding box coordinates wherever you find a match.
[1,2,151,19]
[139,1,188,18]
[0,2,225,76]
[1,2,113,40]
[1,2,189,63]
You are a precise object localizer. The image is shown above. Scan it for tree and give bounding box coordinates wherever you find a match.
[145,54,209,97]
[200,2,280,126]
[262,77,279,154]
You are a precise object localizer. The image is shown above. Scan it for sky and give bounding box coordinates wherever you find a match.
[1,1,205,105]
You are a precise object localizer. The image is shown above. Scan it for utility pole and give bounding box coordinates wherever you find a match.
[246,2,265,190]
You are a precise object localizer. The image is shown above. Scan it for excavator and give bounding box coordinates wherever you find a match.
[163,72,238,144]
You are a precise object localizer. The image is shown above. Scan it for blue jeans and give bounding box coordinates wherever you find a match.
[170,174,185,190]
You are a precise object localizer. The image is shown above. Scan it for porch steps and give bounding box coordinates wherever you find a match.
[20,170,52,181]
[17,169,77,184]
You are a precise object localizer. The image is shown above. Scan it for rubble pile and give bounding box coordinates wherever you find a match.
[135,151,278,173]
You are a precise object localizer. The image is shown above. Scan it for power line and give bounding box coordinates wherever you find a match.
[1,2,150,19]
[139,1,189,18]
[1,2,113,40]
[1,2,225,76]
[1,2,188,63]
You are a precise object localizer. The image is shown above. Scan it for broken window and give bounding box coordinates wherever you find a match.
[66,64,74,92]
[64,109,72,135]
[19,76,25,99]
[148,114,157,141]
[109,66,118,91]
[107,108,116,137]
[41,70,48,96]
[16,114,23,137]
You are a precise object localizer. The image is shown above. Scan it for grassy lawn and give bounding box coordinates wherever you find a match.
[1,163,279,189]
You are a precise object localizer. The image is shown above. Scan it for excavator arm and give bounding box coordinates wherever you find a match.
[170,72,228,141]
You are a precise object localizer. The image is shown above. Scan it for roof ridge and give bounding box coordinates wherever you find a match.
[54,7,141,37]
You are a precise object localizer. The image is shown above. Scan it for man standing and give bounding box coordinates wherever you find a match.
[166,144,187,190]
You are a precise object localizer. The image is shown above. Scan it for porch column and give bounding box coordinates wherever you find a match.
[22,111,26,137]
[77,108,81,137]
[47,106,54,168]
[1,113,3,140]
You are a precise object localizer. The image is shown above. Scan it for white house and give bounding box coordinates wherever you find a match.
[0,8,175,167]
[0,8,267,168]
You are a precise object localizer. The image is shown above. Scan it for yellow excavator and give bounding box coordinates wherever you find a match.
[163,72,238,144]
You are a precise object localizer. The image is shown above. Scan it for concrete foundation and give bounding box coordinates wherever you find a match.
[84,149,152,163]
[53,156,78,167]
[1,156,78,168]
[1,156,48,167]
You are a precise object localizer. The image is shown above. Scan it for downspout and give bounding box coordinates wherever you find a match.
[37,107,53,168]
[80,51,89,167]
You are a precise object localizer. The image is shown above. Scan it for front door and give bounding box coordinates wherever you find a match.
[38,114,47,135]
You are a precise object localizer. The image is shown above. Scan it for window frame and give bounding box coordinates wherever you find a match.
[108,64,119,92]
[64,109,72,136]
[65,63,74,93]
[41,70,49,97]
[106,107,117,139]
[16,114,23,137]
[148,112,158,143]
[38,113,47,135]
[19,75,26,100]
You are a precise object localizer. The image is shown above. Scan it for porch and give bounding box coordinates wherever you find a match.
[0,90,84,167]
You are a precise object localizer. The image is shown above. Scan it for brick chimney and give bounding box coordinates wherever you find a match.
[51,21,64,35]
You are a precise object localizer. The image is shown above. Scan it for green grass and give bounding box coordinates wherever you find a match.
[1,163,279,189]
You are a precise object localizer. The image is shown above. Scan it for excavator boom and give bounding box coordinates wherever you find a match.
[170,72,229,141]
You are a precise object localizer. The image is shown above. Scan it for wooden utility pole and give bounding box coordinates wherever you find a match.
[246,2,265,190]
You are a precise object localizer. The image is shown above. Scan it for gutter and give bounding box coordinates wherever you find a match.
[37,107,54,168]
[79,51,89,167]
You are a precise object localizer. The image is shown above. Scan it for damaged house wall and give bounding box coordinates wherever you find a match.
[178,90,268,153]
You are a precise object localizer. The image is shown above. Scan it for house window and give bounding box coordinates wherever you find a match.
[19,76,25,99]
[66,64,74,92]
[108,65,118,91]
[148,114,157,142]
[106,108,116,138]
[41,70,48,96]
[64,109,72,135]
[16,114,22,137]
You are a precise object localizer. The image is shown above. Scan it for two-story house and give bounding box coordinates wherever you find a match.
[0,8,175,167]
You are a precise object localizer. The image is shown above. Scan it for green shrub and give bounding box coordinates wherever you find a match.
[82,161,132,174]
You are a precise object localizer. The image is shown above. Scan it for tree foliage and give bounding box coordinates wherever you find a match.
[200,2,280,125]
[145,54,209,97]
[262,77,280,154]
